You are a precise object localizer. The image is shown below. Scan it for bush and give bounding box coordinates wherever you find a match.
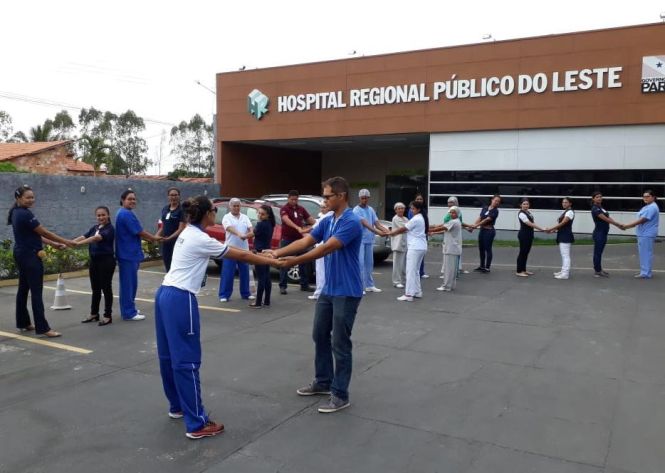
[0,240,89,280]
[142,240,161,260]
[0,162,28,172]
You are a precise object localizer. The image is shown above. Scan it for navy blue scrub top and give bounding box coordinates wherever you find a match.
[160,204,184,238]
[11,207,43,254]
[84,224,115,256]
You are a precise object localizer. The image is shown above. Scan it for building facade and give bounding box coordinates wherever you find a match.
[216,23,665,235]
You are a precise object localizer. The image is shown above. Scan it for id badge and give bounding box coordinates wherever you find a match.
[166,212,171,220]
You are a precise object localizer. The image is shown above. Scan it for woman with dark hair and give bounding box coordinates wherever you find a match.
[155,187,186,272]
[515,198,544,277]
[472,194,501,273]
[389,200,427,302]
[590,191,623,278]
[115,189,162,321]
[7,185,74,338]
[408,193,430,278]
[249,204,276,308]
[545,197,575,280]
[154,195,282,439]
[622,189,660,279]
[74,206,116,326]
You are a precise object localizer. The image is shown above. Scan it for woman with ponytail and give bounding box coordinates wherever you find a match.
[8,185,74,338]
[154,196,282,439]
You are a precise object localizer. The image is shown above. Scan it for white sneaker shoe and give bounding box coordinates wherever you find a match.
[439,275,444,279]
[553,271,562,277]
[421,274,430,279]
[365,286,382,293]
[397,295,414,302]
[168,411,184,419]
[307,295,319,300]
[128,314,145,321]
[436,286,445,291]
[219,298,228,302]
[247,295,256,300]
[554,274,569,280]
[395,283,405,289]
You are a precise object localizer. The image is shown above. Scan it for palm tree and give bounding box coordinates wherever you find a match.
[29,120,59,142]
[80,135,113,176]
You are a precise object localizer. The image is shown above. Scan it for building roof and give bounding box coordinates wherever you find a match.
[66,160,96,173]
[0,141,73,162]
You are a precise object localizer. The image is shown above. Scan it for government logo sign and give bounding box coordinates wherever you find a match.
[641,56,665,93]
[247,89,269,120]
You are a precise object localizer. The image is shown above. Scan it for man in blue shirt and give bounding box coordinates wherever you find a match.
[353,189,389,293]
[623,190,660,279]
[264,176,363,413]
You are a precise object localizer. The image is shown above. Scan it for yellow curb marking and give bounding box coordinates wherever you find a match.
[43,287,241,313]
[0,330,92,354]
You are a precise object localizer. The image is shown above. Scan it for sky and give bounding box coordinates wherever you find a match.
[1,0,664,173]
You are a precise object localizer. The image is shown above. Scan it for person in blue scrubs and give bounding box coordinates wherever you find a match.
[155,195,280,439]
[8,185,74,338]
[353,189,389,293]
[155,187,186,272]
[622,190,660,279]
[265,176,364,414]
[115,190,162,321]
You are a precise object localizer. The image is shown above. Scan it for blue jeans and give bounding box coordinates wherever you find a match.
[312,295,362,401]
[637,236,655,278]
[592,230,608,273]
[358,242,375,288]
[218,258,250,300]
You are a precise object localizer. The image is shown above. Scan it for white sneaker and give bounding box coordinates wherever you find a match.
[365,286,382,293]
[436,286,445,291]
[397,295,414,302]
[362,291,366,295]
[168,411,184,419]
[307,295,319,300]
[247,295,256,300]
[219,298,228,302]
[395,283,404,289]
[439,275,444,279]
[554,274,569,280]
[553,271,561,277]
[421,274,430,279]
[128,314,145,321]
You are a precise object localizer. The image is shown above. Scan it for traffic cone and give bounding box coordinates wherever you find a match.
[50,274,72,310]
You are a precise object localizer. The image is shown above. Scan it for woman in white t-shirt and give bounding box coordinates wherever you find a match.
[155,196,280,440]
[390,202,409,288]
[388,200,427,302]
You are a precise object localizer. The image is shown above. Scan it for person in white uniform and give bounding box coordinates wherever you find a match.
[387,200,427,302]
[430,206,462,292]
[390,202,408,288]
[309,201,334,300]
[155,196,281,440]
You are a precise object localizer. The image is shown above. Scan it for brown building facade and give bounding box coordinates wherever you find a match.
[217,23,665,234]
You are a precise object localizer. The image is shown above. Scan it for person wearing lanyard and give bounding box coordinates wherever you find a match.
[431,196,474,278]
[515,198,544,277]
[472,194,501,273]
[156,187,186,272]
[354,189,389,293]
[218,198,255,302]
[155,196,281,439]
[8,185,74,338]
[249,205,276,308]
[590,191,624,278]
[429,206,463,292]
[388,200,427,302]
[278,190,316,294]
[115,190,162,321]
[74,206,116,326]
[622,190,660,279]
[263,176,363,414]
[545,197,575,280]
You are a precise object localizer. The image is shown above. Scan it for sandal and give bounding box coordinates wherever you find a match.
[42,330,62,338]
[18,325,35,332]
[82,315,100,323]
[98,317,112,326]
[248,303,262,309]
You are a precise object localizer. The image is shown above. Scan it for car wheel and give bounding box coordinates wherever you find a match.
[287,265,300,284]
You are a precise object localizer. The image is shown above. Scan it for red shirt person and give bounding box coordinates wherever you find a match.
[278,190,316,293]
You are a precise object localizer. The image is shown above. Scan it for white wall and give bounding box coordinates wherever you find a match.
[429,125,665,236]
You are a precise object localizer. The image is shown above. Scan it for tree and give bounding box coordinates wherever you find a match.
[79,135,112,175]
[52,110,75,139]
[29,121,58,141]
[0,110,13,142]
[115,110,150,175]
[170,114,214,176]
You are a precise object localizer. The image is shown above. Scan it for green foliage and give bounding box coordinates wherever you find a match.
[170,114,213,177]
[142,240,161,260]
[0,241,89,280]
[0,110,12,142]
[79,135,113,173]
[0,162,28,173]
[166,169,209,179]
[29,121,58,142]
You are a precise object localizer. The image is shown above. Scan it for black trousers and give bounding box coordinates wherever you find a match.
[255,264,272,306]
[279,239,310,289]
[14,251,50,334]
[89,254,116,317]
[161,241,175,272]
[478,228,496,269]
[516,231,534,273]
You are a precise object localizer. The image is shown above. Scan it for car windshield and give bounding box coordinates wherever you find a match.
[268,197,322,218]
[214,205,282,226]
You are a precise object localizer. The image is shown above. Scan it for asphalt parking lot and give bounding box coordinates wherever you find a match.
[0,243,663,473]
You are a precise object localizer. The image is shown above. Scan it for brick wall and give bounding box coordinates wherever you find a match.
[0,173,219,242]
[9,146,79,175]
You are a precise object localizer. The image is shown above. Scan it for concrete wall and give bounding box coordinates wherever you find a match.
[0,173,218,242]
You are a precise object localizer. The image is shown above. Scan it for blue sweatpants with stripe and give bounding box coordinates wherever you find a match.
[118,259,140,319]
[155,285,208,433]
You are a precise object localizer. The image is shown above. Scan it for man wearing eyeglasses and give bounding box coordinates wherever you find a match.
[264,177,363,413]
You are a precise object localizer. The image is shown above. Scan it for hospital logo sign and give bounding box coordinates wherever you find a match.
[247,89,269,120]
[641,56,665,93]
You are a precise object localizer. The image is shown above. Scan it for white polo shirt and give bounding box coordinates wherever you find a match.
[405,213,427,251]
[163,225,229,294]
[222,212,252,250]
